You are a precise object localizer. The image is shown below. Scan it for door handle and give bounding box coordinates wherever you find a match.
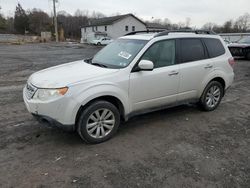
[168,71,179,76]
[204,64,213,69]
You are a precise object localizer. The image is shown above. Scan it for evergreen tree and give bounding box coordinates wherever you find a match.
[14,3,29,34]
[0,6,6,31]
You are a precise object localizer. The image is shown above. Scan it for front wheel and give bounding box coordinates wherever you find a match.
[199,81,224,111]
[77,100,120,144]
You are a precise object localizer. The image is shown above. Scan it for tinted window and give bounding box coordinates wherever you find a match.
[203,38,225,58]
[141,40,176,68]
[180,39,205,63]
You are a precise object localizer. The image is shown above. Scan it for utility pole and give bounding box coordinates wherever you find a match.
[53,0,59,42]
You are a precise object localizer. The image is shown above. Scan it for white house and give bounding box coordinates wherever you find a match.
[81,14,166,43]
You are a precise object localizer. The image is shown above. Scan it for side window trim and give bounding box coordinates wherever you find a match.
[131,39,177,72]
[176,39,181,64]
[200,38,209,59]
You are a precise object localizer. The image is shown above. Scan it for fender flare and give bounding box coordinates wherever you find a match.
[69,84,130,124]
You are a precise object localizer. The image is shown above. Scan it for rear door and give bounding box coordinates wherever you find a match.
[177,38,214,102]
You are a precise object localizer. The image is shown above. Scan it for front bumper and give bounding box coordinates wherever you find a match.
[32,114,74,132]
[23,87,78,129]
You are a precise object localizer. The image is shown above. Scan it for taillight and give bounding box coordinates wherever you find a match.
[228,57,235,68]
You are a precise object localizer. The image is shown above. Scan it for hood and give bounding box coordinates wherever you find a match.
[228,43,249,48]
[29,60,119,88]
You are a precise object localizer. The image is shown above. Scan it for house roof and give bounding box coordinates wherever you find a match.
[146,22,167,29]
[83,14,146,27]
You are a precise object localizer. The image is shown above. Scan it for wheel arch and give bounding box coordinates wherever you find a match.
[75,95,126,127]
[201,76,226,98]
[210,77,226,96]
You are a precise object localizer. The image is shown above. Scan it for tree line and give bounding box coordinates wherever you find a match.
[0,3,250,39]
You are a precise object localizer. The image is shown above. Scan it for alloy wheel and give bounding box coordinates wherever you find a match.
[205,85,221,108]
[86,108,115,139]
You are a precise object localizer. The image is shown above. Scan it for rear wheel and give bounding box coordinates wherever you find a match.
[77,100,120,144]
[97,42,101,46]
[199,81,224,111]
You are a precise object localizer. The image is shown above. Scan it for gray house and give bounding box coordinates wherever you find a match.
[81,14,165,43]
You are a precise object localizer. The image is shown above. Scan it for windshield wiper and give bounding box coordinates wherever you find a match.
[91,62,107,68]
[84,58,92,64]
[84,58,107,68]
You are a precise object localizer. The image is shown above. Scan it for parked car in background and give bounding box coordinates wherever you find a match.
[23,30,235,144]
[93,37,113,45]
[85,32,107,44]
[228,37,250,59]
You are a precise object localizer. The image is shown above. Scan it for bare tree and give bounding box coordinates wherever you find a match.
[202,22,217,30]
[185,17,191,28]
[91,11,106,19]
[234,13,250,32]
[28,9,51,34]
[57,10,88,39]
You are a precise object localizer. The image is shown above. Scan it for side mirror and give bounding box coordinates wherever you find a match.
[138,60,154,71]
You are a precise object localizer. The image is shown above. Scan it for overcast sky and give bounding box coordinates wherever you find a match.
[0,0,249,27]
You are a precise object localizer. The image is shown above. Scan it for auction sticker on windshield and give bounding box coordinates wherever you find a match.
[118,51,132,59]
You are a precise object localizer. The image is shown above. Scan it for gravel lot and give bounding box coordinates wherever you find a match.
[0,43,249,188]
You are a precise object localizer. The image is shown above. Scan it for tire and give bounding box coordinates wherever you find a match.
[97,42,101,46]
[77,100,120,144]
[199,81,224,111]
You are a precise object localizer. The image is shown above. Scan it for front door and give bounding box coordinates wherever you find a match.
[129,39,180,112]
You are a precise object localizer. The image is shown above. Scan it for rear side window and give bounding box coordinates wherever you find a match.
[203,38,225,58]
[180,39,206,63]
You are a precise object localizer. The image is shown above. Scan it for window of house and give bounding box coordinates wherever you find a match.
[125,26,129,32]
[84,28,86,32]
[132,26,135,32]
[92,27,94,32]
[105,26,107,31]
[95,26,98,31]
[180,39,206,63]
[141,40,176,68]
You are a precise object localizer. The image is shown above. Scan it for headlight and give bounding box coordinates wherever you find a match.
[33,87,68,101]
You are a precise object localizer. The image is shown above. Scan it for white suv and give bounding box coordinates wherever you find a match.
[23,30,235,143]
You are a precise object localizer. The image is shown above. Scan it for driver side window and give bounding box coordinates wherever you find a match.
[141,40,176,68]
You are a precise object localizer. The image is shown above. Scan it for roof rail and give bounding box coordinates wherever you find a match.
[125,29,165,36]
[154,30,216,37]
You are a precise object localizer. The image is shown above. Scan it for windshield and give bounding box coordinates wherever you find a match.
[238,37,250,44]
[92,39,148,68]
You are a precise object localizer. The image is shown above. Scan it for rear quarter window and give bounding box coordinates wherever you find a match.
[203,38,225,58]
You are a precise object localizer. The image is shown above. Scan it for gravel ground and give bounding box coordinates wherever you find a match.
[0,43,249,188]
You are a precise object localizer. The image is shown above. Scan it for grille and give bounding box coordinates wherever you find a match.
[25,83,37,99]
[229,47,243,56]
